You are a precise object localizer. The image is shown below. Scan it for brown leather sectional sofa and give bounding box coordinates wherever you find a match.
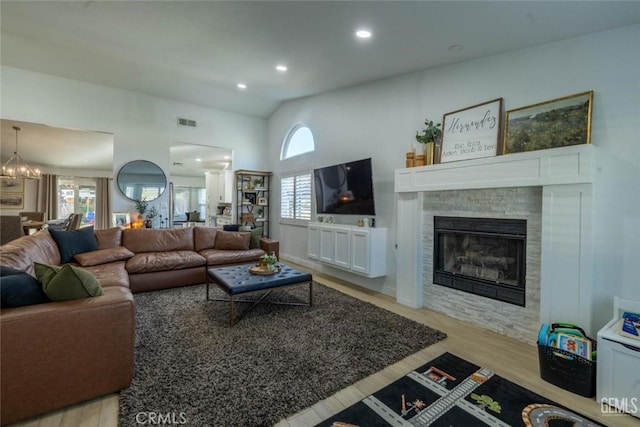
[0,226,279,425]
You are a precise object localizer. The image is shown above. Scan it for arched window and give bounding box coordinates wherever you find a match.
[281,124,315,160]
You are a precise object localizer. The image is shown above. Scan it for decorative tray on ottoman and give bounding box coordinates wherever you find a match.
[248,264,281,276]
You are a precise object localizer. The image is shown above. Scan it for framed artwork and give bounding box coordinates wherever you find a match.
[245,192,257,205]
[112,212,131,228]
[257,197,268,206]
[504,91,593,154]
[0,178,24,193]
[440,98,503,163]
[0,194,24,209]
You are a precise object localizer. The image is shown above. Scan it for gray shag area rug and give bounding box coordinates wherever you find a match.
[119,282,446,426]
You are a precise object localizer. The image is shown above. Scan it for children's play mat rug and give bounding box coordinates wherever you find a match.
[316,352,605,427]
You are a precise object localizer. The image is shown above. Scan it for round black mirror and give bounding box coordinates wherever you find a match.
[116,160,167,201]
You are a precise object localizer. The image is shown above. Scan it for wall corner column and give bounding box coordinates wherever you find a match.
[396,191,424,308]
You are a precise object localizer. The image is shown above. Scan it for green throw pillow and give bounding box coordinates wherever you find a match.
[34,262,104,301]
[250,227,263,249]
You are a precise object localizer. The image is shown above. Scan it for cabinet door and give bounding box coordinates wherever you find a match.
[206,173,221,204]
[351,229,370,274]
[319,227,335,263]
[222,170,233,203]
[308,224,320,260]
[333,228,351,268]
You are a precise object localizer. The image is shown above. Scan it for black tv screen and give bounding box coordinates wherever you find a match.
[314,158,375,216]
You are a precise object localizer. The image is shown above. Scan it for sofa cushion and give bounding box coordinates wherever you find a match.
[215,231,250,250]
[249,227,263,249]
[194,226,218,252]
[74,247,135,267]
[49,226,99,264]
[0,272,50,308]
[81,261,130,288]
[0,232,61,275]
[122,228,194,253]
[125,251,206,274]
[200,248,265,266]
[34,262,104,301]
[94,227,123,249]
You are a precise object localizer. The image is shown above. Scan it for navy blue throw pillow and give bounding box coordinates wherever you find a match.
[49,226,98,264]
[1,273,50,308]
[223,224,240,232]
[0,266,23,277]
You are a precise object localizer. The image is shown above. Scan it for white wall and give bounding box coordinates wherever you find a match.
[1,66,267,216]
[268,24,640,331]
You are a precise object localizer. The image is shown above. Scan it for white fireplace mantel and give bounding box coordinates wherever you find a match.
[394,144,596,336]
[395,144,595,193]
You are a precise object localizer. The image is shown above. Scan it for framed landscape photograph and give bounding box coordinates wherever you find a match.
[504,91,593,154]
[440,98,503,163]
[0,194,24,209]
[0,178,24,193]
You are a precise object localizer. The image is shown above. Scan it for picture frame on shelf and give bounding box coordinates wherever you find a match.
[440,98,503,163]
[504,90,593,155]
[257,197,268,206]
[0,178,24,193]
[112,212,130,228]
[245,192,257,205]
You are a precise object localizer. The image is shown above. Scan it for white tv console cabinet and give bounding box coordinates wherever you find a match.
[307,222,387,278]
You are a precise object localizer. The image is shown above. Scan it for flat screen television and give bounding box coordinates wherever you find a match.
[314,158,375,216]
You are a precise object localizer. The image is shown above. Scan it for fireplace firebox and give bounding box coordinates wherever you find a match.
[433,216,526,306]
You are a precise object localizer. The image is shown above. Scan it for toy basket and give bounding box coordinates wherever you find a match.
[537,336,597,397]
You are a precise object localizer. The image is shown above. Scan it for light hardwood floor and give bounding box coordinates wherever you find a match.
[10,266,640,427]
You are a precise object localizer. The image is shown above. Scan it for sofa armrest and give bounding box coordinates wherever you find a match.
[260,237,279,260]
[0,286,135,424]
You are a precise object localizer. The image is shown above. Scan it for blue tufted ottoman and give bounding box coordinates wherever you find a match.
[206,263,313,326]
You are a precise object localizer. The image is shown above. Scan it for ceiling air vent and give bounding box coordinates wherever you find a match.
[177,117,197,127]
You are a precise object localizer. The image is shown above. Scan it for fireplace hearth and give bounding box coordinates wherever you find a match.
[433,216,526,306]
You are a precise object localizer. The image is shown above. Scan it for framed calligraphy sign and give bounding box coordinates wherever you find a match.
[440,98,503,163]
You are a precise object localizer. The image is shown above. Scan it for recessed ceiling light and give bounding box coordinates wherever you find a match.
[448,44,464,52]
[237,83,247,90]
[276,64,288,72]
[195,158,202,162]
[355,29,372,39]
[223,155,230,160]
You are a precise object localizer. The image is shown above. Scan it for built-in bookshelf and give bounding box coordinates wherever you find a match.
[235,170,272,238]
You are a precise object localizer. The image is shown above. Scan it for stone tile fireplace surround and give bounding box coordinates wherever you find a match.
[395,145,595,343]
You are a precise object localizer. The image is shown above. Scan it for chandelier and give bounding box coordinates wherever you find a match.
[1,126,41,179]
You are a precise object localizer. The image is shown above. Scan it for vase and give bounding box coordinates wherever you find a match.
[144,219,152,228]
[425,142,435,165]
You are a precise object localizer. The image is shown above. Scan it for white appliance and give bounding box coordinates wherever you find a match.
[596,296,640,418]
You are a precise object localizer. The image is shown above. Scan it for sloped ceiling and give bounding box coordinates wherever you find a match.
[2,1,640,118]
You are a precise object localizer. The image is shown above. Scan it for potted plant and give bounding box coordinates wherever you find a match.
[259,252,279,271]
[145,206,158,228]
[133,199,149,227]
[415,119,442,146]
[254,176,264,189]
